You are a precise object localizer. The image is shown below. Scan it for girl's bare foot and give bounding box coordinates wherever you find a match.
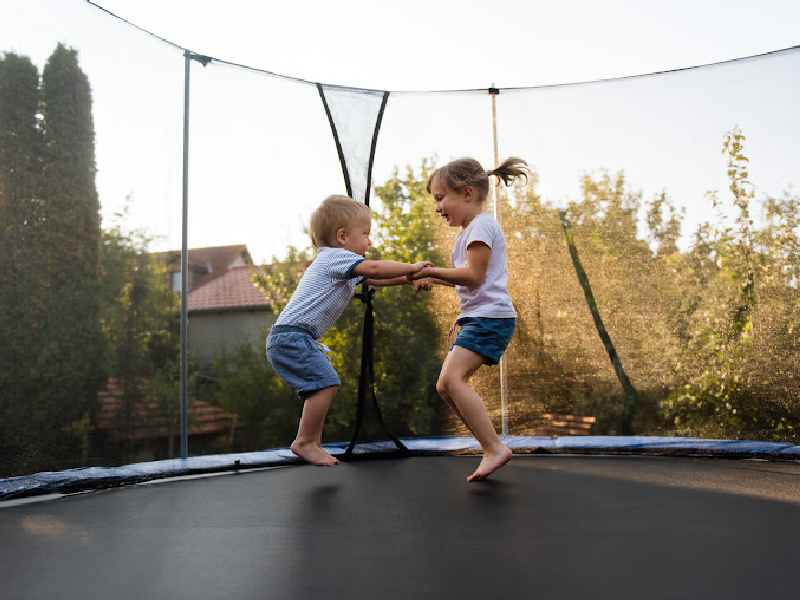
[317,444,340,465]
[291,441,339,466]
[467,446,512,482]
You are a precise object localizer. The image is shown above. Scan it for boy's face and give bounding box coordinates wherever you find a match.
[341,213,372,256]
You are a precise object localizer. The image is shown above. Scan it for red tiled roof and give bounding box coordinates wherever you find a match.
[155,245,250,275]
[97,379,237,440]
[188,265,272,312]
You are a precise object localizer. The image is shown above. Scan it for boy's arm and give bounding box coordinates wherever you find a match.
[352,259,432,280]
[364,276,413,287]
[409,242,490,287]
[410,277,453,292]
[422,278,456,288]
[364,275,453,289]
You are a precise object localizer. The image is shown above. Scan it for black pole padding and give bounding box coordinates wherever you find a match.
[344,284,408,457]
[317,84,353,199]
[364,91,390,207]
[558,209,638,434]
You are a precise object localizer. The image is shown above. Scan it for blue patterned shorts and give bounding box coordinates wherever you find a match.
[450,317,516,365]
[266,325,340,399]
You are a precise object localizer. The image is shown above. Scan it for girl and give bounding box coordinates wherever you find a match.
[411,157,528,481]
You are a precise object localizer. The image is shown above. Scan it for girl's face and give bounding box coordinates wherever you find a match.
[430,177,475,228]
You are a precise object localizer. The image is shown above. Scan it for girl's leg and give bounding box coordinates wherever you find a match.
[291,385,339,466]
[437,346,512,481]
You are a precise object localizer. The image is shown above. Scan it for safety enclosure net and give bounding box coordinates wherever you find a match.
[2,0,800,485]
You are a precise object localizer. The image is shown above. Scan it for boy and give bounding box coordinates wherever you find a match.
[266,195,432,466]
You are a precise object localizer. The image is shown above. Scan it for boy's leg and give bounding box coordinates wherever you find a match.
[292,385,339,466]
[437,346,512,481]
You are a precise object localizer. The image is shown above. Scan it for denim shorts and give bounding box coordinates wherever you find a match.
[266,325,340,399]
[450,317,516,365]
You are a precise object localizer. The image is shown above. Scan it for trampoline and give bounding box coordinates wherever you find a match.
[3,4,800,598]
[3,439,800,599]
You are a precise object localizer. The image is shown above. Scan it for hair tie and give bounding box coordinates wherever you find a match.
[486,169,495,177]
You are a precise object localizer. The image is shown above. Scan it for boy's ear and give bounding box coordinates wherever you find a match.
[335,227,348,246]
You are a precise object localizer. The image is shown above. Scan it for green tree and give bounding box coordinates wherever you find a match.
[663,127,800,440]
[252,163,445,446]
[0,51,45,475]
[499,169,681,434]
[252,245,311,312]
[97,209,180,462]
[37,43,105,460]
[0,46,104,474]
[211,340,298,451]
[351,162,444,438]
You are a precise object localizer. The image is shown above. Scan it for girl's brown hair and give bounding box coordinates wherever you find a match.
[309,194,370,248]
[426,157,529,202]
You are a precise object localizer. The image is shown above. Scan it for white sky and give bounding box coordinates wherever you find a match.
[4,0,800,261]
[94,0,800,90]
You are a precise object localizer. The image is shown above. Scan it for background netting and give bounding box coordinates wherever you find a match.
[2,0,799,479]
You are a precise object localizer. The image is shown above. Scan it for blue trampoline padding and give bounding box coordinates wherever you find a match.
[539,435,796,454]
[1,435,797,500]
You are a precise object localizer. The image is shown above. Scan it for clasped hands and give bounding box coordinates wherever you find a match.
[408,262,436,292]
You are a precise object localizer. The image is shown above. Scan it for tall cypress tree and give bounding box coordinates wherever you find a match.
[0,52,46,475]
[36,43,105,468]
[0,45,104,475]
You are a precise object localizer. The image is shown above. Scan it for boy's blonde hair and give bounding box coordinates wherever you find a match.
[427,157,529,202]
[310,194,371,248]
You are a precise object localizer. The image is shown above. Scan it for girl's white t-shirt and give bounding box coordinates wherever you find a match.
[451,212,517,318]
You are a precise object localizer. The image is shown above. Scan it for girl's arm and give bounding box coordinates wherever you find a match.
[409,242,490,287]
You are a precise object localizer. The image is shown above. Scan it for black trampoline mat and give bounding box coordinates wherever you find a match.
[2,454,799,600]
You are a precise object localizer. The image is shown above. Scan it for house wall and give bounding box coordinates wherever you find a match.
[188,310,277,364]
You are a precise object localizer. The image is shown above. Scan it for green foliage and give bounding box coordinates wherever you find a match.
[96,207,181,462]
[0,46,105,475]
[253,245,312,314]
[0,51,45,475]
[491,168,683,435]
[345,162,444,438]
[99,207,179,377]
[2,40,799,474]
[251,162,445,445]
[660,128,800,441]
[210,340,299,451]
[646,191,684,257]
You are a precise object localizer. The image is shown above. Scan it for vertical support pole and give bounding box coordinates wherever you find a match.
[489,84,508,436]
[180,50,191,459]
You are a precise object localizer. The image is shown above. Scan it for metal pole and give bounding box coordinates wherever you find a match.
[489,84,508,436]
[180,50,191,459]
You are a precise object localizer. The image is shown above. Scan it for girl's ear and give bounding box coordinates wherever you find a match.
[335,227,348,246]
[463,185,475,202]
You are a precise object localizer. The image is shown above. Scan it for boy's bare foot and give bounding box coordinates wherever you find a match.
[467,446,512,482]
[291,441,339,466]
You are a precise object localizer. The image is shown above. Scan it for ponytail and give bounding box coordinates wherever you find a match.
[488,157,529,187]
[428,156,529,202]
